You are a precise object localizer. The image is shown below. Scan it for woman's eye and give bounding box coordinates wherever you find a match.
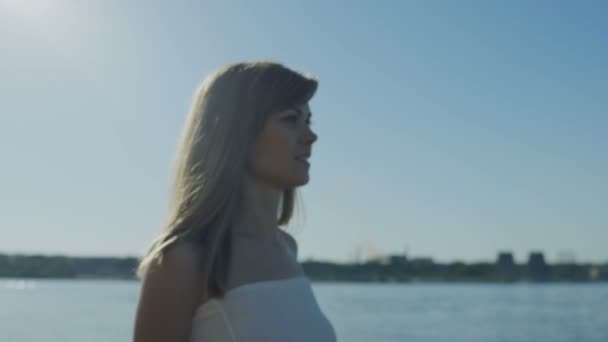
[282,114,311,126]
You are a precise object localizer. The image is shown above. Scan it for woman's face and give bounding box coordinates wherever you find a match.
[248,103,318,189]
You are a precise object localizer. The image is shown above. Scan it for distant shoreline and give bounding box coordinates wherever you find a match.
[1,253,607,283]
[1,277,607,285]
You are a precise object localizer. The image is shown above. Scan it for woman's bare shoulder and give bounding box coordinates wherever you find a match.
[133,241,206,342]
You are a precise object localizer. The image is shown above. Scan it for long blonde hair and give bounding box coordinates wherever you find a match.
[135,61,318,299]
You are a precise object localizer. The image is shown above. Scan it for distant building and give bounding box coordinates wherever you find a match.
[365,255,390,265]
[590,265,608,281]
[527,251,549,281]
[496,252,517,280]
[389,255,408,266]
[601,265,608,281]
[410,257,435,266]
[589,267,600,281]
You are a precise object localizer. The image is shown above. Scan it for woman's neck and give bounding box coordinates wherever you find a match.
[232,176,282,240]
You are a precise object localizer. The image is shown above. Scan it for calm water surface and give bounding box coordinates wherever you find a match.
[1,278,606,341]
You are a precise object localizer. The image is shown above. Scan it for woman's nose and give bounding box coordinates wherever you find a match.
[303,126,318,144]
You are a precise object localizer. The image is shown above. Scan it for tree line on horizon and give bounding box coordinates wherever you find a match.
[0,252,607,282]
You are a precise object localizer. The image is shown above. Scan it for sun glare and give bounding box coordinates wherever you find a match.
[0,0,56,20]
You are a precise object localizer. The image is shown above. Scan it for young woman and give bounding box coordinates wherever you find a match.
[133,61,337,342]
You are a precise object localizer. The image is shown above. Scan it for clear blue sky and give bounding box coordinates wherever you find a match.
[1,1,606,264]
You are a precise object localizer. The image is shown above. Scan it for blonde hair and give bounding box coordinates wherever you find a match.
[135,61,318,299]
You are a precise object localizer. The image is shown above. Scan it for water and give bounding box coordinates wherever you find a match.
[317,282,608,342]
[1,279,607,342]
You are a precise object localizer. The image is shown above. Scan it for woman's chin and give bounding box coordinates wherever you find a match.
[291,174,310,187]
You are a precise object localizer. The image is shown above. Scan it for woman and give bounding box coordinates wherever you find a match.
[133,61,337,342]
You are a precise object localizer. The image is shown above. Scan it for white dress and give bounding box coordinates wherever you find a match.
[189,275,337,341]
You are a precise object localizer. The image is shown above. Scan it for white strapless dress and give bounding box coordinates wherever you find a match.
[189,275,337,341]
